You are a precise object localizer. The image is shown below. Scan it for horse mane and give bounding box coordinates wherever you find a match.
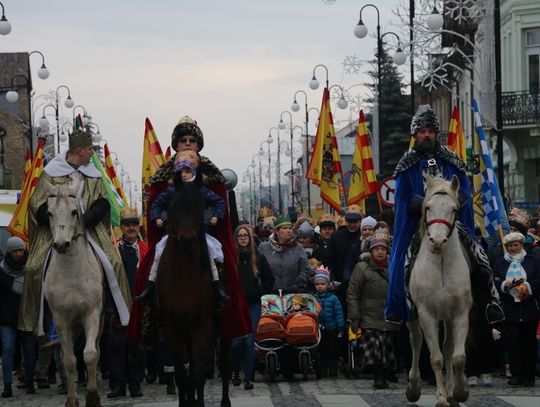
[419,176,459,236]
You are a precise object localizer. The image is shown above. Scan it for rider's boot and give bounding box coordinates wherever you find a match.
[213,279,230,303]
[134,281,155,303]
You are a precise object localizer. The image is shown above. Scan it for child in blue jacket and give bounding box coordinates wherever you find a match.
[313,266,344,377]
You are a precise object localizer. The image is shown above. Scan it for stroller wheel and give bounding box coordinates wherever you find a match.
[267,354,277,382]
[301,353,310,381]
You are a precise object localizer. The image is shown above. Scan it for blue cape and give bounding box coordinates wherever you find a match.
[385,152,475,320]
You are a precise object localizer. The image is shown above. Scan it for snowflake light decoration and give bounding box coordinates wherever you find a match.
[420,61,449,91]
[444,0,484,22]
[342,55,363,75]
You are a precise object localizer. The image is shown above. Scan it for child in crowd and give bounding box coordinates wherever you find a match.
[313,266,345,377]
[289,295,310,313]
[135,153,229,302]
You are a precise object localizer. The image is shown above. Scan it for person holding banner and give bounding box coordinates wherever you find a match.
[385,105,505,325]
[17,129,132,336]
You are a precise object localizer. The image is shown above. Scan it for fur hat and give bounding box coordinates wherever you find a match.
[297,221,314,238]
[292,294,308,308]
[171,116,204,152]
[410,104,440,135]
[120,207,139,225]
[361,216,377,230]
[6,236,25,253]
[69,128,93,150]
[502,232,525,246]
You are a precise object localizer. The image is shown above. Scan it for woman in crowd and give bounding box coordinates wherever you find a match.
[258,217,311,292]
[231,226,274,390]
[493,232,540,387]
[347,234,398,389]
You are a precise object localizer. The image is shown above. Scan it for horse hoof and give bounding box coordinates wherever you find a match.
[65,399,79,407]
[452,388,469,403]
[435,401,450,407]
[406,383,421,402]
[86,391,101,407]
[447,397,461,407]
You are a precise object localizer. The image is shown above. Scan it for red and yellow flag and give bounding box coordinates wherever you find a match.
[447,105,467,163]
[104,144,128,206]
[165,146,172,160]
[22,146,32,188]
[142,118,166,234]
[347,110,378,207]
[306,87,343,212]
[8,138,46,241]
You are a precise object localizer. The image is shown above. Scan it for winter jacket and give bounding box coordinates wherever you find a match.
[326,228,361,284]
[238,250,274,305]
[347,258,398,331]
[314,290,344,330]
[493,253,540,323]
[0,258,23,327]
[258,239,310,292]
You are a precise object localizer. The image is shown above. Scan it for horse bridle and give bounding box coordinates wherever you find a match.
[423,191,458,239]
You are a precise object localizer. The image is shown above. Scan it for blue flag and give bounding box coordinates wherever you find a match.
[471,99,509,247]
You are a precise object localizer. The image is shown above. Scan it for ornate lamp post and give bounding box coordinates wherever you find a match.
[0,2,11,35]
[265,132,274,209]
[309,64,329,90]
[268,126,282,214]
[28,51,50,79]
[290,89,312,215]
[354,4,406,173]
[278,111,296,210]
[37,86,75,154]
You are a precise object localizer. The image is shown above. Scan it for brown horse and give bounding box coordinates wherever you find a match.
[155,180,230,407]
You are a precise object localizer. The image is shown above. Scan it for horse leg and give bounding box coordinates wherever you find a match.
[443,321,455,401]
[193,355,207,407]
[56,321,79,407]
[82,309,102,407]
[219,339,232,407]
[173,353,188,407]
[406,319,423,402]
[450,314,469,403]
[417,310,448,407]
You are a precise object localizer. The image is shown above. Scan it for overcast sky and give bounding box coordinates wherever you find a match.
[3,0,407,194]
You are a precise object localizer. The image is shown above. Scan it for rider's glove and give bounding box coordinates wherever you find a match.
[36,202,50,226]
[82,197,110,228]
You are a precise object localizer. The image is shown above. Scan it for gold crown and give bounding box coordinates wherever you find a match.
[176,115,197,126]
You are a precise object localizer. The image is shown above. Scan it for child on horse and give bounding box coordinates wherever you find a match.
[135,151,229,303]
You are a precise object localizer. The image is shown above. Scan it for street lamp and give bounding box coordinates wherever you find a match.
[308,64,329,90]
[279,111,296,210]
[73,105,91,126]
[290,89,312,215]
[353,3,406,174]
[29,51,50,80]
[0,2,11,35]
[269,126,283,214]
[266,132,274,209]
[427,6,444,31]
[329,84,349,110]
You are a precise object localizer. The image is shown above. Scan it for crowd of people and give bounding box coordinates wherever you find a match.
[1,107,540,401]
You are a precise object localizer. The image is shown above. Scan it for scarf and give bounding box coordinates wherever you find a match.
[268,233,296,253]
[504,249,528,302]
[1,254,26,294]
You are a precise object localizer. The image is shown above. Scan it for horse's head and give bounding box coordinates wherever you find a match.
[421,175,459,254]
[45,179,83,254]
[167,181,205,241]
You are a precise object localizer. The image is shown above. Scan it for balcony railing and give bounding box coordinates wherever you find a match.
[502,91,540,126]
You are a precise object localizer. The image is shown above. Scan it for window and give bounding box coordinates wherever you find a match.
[529,54,539,93]
[526,29,540,47]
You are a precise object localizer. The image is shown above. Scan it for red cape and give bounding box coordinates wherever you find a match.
[126,179,251,342]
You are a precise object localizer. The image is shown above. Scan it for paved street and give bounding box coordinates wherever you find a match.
[4,373,539,407]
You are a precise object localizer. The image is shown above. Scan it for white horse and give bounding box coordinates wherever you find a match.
[406,175,472,407]
[44,179,103,407]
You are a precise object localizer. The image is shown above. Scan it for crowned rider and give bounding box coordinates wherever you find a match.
[18,130,132,335]
[385,105,505,325]
[127,116,251,342]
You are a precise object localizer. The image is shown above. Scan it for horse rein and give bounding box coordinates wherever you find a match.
[423,191,457,239]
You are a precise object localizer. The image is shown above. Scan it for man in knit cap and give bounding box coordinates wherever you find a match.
[385,105,504,325]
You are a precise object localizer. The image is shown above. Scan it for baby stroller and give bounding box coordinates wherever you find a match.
[255,292,321,381]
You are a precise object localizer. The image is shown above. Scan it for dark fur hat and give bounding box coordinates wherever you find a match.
[171,116,204,152]
[410,104,440,135]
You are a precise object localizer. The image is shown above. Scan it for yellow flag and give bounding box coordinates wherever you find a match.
[307,88,342,212]
[447,105,467,163]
